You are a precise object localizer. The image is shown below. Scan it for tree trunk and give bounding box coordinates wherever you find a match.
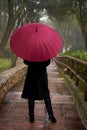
[10,54,17,68]
[0,1,24,55]
[85,32,87,50]
[80,23,87,50]
[76,0,87,50]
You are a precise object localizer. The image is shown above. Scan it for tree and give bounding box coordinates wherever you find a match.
[0,0,28,67]
[0,0,47,52]
[0,0,25,53]
[75,0,87,49]
[0,0,47,67]
[0,0,8,39]
[46,0,87,50]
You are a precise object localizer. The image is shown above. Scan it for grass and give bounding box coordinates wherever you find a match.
[0,58,11,73]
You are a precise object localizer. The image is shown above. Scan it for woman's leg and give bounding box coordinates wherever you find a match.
[44,97,57,123]
[28,99,35,123]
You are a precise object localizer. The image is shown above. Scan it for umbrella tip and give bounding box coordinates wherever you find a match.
[36,27,38,32]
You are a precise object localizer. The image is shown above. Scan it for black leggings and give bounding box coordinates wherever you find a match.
[28,97,53,116]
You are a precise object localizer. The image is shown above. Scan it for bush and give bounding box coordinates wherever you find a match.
[60,50,87,61]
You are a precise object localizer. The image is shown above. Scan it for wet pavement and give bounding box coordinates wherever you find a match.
[0,62,86,130]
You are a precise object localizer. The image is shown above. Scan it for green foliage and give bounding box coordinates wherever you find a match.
[0,58,11,72]
[60,50,87,61]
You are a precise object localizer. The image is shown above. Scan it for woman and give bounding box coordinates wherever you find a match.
[21,60,56,123]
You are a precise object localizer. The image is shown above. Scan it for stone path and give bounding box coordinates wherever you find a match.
[0,62,86,130]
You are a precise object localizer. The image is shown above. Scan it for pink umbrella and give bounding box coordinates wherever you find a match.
[10,23,62,62]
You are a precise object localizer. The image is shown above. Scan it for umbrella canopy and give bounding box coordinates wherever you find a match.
[10,23,62,62]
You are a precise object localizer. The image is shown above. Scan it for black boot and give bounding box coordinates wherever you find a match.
[49,115,57,123]
[44,98,57,123]
[28,99,35,123]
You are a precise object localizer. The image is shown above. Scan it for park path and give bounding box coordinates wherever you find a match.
[0,62,86,130]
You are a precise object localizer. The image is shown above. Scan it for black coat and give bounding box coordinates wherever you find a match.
[21,60,50,100]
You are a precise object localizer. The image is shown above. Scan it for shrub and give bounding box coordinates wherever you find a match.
[60,50,87,61]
